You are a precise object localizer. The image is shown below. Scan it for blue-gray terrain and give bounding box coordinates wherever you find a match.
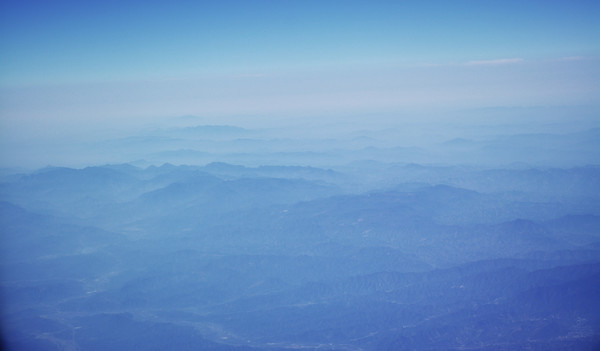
[1,120,599,350]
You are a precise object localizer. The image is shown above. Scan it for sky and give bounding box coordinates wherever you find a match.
[0,0,599,165]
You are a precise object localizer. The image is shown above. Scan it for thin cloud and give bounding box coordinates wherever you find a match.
[412,58,525,68]
[230,73,268,79]
[464,58,524,66]
[551,56,587,62]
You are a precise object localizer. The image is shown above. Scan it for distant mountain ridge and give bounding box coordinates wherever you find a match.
[1,160,599,350]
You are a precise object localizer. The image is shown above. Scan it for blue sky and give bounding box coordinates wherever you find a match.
[1,0,598,84]
[0,0,599,146]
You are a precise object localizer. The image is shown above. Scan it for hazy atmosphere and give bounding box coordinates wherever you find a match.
[1,0,599,169]
[1,1,599,350]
